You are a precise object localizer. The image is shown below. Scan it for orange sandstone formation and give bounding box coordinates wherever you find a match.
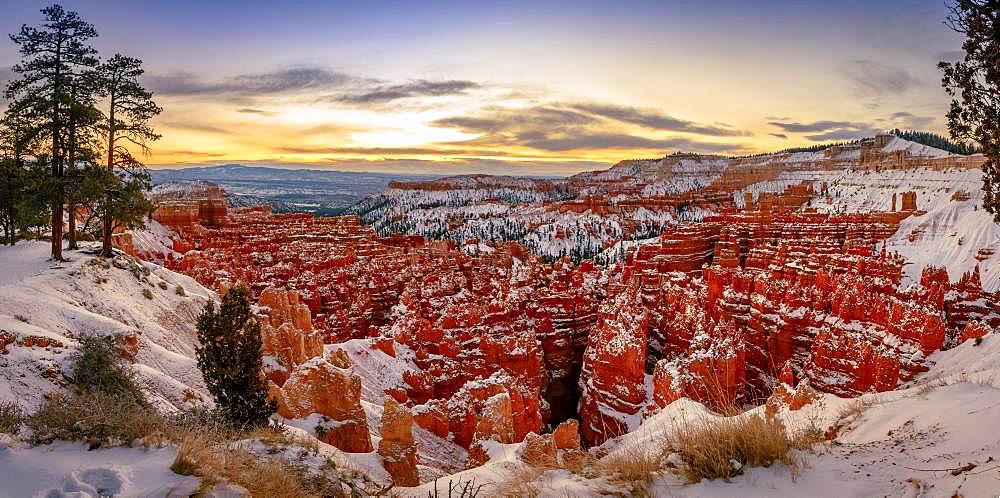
[378,398,419,486]
[270,353,373,453]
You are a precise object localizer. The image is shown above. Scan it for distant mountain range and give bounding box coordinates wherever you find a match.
[150,164,432,215]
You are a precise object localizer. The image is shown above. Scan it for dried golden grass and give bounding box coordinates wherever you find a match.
[594,440,666,496]
[489,467,543,498]
[170,426,356,498]
[667,413,820,483]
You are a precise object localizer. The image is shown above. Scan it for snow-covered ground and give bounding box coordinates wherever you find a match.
[0,241,214,411]
[0,436,201,497]
[128,219,182,261]
[0,243,388,496]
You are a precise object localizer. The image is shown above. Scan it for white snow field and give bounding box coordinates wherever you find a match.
[0,436,202,497]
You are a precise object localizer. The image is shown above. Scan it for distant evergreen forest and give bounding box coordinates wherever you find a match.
[774,137,873,155]
[887,129,980,155]
[737,129,979,159]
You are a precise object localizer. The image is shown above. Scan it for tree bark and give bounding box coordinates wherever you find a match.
[101,91,116,258]
[102,215,112,257]
[50,36,64,261]
[67,198,77,250]
[67,84,78,251]
[51,197,63,260]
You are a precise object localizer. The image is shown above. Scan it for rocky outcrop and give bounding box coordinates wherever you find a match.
[378,398,419,486]
[270,354,373,453]
[150,181,229,230]
[134,152,998,463]
[519,432,558,468]
[258,287,323,385]
[548,419,577,449]
[577,283,648,446]
[961,321,992,344]
[465,392,515,468]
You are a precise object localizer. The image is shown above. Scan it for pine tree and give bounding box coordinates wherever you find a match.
[0,157,22,245]
[939,0,1000,221]
[95,54,161,257]
[195,284,276,428]
[4,4,99,260]
[64,71,104,250]
[15,159,54,240]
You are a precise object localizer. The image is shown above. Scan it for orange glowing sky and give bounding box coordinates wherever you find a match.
[0,1,968,176]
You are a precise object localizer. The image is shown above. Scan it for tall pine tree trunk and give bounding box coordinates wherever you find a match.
[67,88,78,251]
[101,97,115,258]
[50,43,64,261]
[67,198,77,250]
[51,145,64,261]
[101,215,112,257]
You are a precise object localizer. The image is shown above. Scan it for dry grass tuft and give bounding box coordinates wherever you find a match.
[169,424,384,497]
[595,441,666,495]
[667,413,818,483]
[170,428,307,496]
[489,466,544,497]
[26,392,169,448]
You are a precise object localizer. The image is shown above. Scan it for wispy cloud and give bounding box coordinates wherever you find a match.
[768,120,861,133]
[841,59,919,97]
[146,67,355,97]
[159,120,234,134]
[147,66,482,110]
[770,133,788,139]
[155,149,228,159]
[237,108,273,115]
[768,119,878,142]
[516,132,742,153]
[888,111,935,129]
[769,111,937,143]
[433,106,595,135]
[567,103,751,137]
[432,105,743,154]
[336,79,480,104]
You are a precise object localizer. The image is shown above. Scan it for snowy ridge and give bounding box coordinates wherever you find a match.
[351,136,976,265]
[880,136,954,158]
[149,180,224,200]
[733,167,999,291]
[0,242,214,411]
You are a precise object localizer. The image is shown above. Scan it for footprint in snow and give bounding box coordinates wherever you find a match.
[40,466,128,498]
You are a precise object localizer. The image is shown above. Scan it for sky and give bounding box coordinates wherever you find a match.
[0,0,968,176]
